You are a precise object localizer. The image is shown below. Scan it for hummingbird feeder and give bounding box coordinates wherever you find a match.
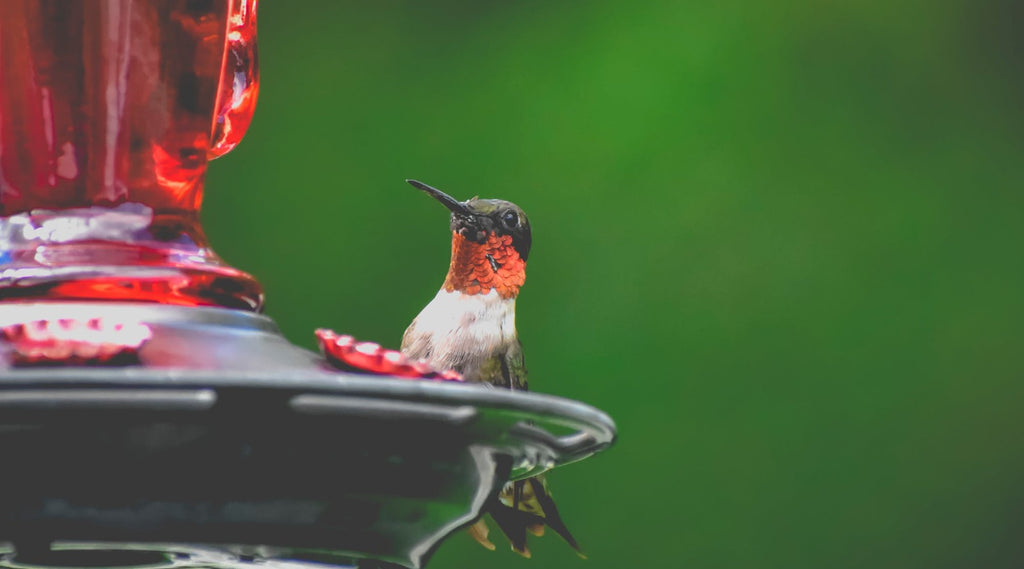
[0,2,616,569]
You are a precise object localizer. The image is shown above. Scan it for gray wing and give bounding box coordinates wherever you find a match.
[502,338,528,391]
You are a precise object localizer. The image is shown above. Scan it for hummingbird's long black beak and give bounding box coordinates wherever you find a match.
[407,179,472,216]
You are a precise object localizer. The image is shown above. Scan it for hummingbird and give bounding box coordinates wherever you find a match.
[401,179,583,558]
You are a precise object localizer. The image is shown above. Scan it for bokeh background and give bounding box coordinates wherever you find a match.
[205,1,1024,567]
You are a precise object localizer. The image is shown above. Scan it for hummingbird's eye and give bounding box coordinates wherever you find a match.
[501,210,519,227]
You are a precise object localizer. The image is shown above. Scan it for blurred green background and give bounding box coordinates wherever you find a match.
[205,1,1024,567]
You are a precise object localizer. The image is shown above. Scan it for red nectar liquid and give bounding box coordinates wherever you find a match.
[0,0,261,310]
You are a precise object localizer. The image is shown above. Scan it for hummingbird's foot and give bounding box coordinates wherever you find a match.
[513,544,532,558]
[315,328,463,381]
[467,519,496,551]
[1,318,152,367]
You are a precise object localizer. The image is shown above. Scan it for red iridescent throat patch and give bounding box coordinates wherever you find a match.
[443,232,526,298]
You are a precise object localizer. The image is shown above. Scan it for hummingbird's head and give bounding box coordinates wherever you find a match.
[408,179,531,298]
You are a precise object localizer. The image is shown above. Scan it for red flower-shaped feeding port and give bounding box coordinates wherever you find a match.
[1,319,152,367]
[316,328,463,381]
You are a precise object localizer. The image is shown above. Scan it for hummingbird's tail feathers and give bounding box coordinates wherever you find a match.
[487,476,586,558]
[527,477,587,559]
[487,501,534,558]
